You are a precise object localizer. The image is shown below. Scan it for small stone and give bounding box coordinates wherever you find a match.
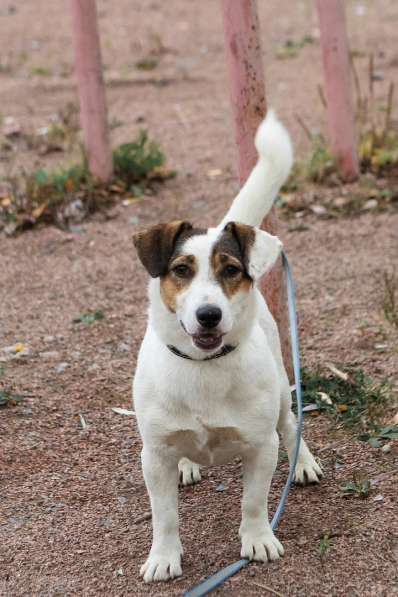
[115,567,124,577]
[216,483,227,492]
[381,443,392,454]
[373,494,384,502]
[40,351,60,360]
[129,216,140,225]
[2,116,21,138]
[117,496,128,505]
[44,335,56,343]
[363,199,378,210]
[63,199,86,223]
[333,196,349,208]
[207,168,222,179]
[310,204,327,216]
[55,362,69,374]
[117,342,131,353]
[99,516,113,528]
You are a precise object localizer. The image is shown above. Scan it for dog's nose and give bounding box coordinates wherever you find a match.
[196,304,222,329]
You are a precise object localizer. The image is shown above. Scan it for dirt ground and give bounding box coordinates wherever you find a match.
[1,1,398,596]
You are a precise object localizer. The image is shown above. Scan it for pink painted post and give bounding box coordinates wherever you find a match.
[220,0,291,378]
[316,0,359,181]
[70,0,112,181]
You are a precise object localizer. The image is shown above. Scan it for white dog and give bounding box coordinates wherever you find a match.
[132,111,322,583]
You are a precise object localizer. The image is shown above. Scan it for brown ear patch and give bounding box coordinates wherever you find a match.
[211,223,254,298]
[133,220,193,277]
[222,222,255,271]
[160,255,197,313]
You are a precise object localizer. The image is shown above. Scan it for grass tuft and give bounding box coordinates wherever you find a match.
[341,470,371,499]
[300,365,394,437]
[0,389,25,408]
[0,129,174,235]
[382,270,398,328]
[112,130,165,185]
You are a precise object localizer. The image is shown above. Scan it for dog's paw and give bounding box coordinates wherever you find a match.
[178,457,201,486]
[294,453,323,485]
[240,527,284,562]
[140,551,182,583]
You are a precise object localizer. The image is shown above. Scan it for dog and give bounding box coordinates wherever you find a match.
[132,110,322,583]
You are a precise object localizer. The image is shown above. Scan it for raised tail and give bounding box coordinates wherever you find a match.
[218,110,293,229]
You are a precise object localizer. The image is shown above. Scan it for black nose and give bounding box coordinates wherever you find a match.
[196,304,222,329]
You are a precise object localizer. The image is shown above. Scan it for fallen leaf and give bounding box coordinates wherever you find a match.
[338,404,348,412]
[326,362,349,382]
[79,414,88,430]
[303,403,319,412]
[317,391,332,405]
[112,407,136,416]
[31,202,48,220]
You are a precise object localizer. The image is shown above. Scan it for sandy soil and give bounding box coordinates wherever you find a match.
[1,1,397,596]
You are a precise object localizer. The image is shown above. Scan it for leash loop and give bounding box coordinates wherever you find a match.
[183,252,303,597]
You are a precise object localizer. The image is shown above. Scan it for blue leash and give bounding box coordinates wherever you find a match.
[184,252,304,597]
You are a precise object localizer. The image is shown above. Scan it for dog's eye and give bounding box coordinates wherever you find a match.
[172,264,192,278]
[223,265,241,277]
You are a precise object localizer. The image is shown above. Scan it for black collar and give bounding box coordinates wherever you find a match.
[167,343,237,361]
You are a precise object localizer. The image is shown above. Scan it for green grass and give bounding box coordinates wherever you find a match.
[1,129,173,234]
[299,365,394,439]
[382,270,398,328]
[0,389,24,408]
[341,471,371,499]
[319,534,331,559]
[72,310,105,326]
[112,130,165,185]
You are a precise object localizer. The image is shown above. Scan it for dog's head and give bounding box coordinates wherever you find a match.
[133,221,282,354]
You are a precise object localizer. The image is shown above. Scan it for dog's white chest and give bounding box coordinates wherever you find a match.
[165,420,249,466]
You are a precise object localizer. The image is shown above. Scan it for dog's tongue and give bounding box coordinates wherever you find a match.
[193,334,222,351]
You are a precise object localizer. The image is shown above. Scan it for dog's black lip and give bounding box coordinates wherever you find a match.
[192,334,223,351]
[179,320,224,350]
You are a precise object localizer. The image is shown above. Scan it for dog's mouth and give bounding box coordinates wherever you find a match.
[180,321,223,352]
[192,333,223,351]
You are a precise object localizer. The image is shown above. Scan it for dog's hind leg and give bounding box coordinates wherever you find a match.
[278,378,323,485]
[178,457,201,486]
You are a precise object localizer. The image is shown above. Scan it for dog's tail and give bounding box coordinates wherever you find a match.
[218,110,293,229]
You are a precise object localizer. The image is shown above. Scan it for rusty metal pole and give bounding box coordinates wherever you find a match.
[70,0,113,181]
[316,0,359,181]
[220,0,292,379]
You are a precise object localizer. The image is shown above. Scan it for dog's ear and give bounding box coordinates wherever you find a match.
[133,220,193,277]
[224,221,282,280]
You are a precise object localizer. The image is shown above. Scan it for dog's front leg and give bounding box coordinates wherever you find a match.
[239,432,284,562]
[140,446,182,583]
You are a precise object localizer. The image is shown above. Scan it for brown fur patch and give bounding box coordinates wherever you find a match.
[160,254,197,312]
[211,224,254,297]
[133,220,193,278]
